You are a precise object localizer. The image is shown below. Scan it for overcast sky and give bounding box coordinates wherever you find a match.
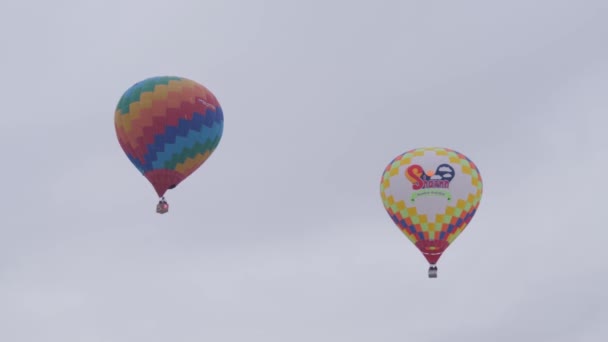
[1,0,607,341]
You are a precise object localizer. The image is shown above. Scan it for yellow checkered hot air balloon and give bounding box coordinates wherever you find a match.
[380,147,483,278]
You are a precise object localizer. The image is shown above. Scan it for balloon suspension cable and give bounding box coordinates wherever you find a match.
[428,264,438,278]
[156,196,169,214]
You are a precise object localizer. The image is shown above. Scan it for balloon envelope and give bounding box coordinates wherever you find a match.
[380,147,482,265]
[114,76,224,197]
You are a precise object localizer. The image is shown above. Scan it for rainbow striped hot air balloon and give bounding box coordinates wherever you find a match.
[114,76,224,214]
[380,147,483,278]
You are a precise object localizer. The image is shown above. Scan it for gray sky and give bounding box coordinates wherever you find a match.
[1,0,607,341]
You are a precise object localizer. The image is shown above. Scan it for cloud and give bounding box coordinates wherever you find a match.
[1,0,607,341]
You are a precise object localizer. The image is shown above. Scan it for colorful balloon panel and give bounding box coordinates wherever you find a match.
[114,76,224,197]
[380,147,482,264]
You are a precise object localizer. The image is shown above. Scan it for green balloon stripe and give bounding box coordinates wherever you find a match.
[163,135,222,170]
[117,76,183,115]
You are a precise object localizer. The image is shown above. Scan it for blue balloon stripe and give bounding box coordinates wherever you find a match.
[151,122,223,170]
[135,108,223,172]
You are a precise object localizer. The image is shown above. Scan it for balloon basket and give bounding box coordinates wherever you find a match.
[156,197,169,214]
[428,265,438,278]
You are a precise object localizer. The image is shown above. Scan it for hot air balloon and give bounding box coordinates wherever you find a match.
[380,147,482,278]
[114,76,224,214]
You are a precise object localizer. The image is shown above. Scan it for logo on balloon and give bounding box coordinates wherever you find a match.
[196,96,216,111]
[405,164,455,202]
